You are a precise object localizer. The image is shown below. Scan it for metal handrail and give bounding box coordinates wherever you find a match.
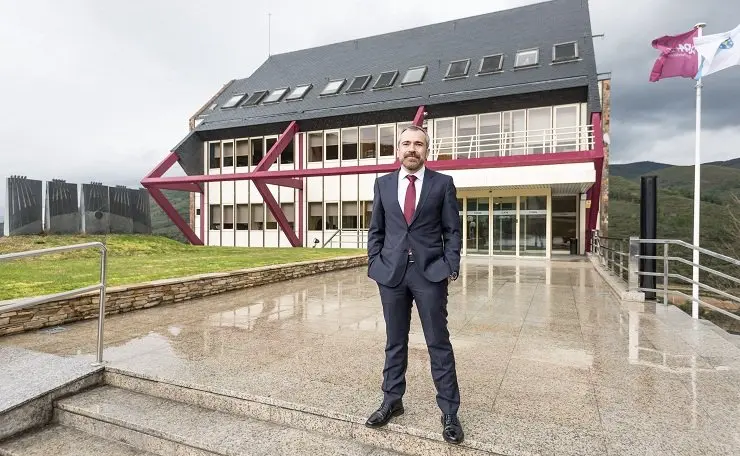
[322,229,369,248]
[590,230,740,323]
[0,242,108,364]
[430,124,595,160]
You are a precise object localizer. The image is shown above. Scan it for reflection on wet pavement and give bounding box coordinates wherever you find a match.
[2,257,739,455]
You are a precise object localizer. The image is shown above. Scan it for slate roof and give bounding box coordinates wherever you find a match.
[191,0,600,135]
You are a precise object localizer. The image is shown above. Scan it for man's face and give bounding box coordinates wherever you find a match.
[397,128,428,171]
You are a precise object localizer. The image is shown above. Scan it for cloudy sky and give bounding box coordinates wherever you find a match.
[1,0,739,216]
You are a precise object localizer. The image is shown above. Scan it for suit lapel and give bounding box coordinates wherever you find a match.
[410,168,433,226]
[389,170,407,223]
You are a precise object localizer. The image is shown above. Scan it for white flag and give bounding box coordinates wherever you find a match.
[694,24,740,78]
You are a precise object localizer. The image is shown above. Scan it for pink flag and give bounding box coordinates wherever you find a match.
[649,28,699,82]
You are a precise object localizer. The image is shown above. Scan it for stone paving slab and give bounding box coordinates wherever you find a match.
[2,258,739,455]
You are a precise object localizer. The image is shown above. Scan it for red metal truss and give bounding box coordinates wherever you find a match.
[142,151,204,245]
[143,105,606,249]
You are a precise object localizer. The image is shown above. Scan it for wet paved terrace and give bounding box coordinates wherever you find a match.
[2,257,739,455]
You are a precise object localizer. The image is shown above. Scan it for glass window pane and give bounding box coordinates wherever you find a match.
[434,119,453,160]
[519,196,547,256]
[360,126,376,159]
[325,132,339,160]
[528,107,552,154]
[479,113,501,157]
[308,132,323,162]
[379,126,394,156]
[342,128,358,161]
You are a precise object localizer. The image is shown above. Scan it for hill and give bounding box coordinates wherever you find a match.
[149,190,190,243]
[610,161,673,180]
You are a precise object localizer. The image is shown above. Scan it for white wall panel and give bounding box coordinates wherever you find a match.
[324,176,340,201]
[446,163,595,189]
[340,175,358,201]
[235,231,249,247]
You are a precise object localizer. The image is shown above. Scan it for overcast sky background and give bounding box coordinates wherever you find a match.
[1,0,739,216]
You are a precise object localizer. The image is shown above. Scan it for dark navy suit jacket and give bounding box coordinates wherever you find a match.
[367,167,462,288]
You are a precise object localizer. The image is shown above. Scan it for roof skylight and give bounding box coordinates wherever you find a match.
[222,94,246,108]
[285,84,312,101]
[373,71,398,90]
[514,49,539,68]
[242,90,268,106]
[262,87,289,103]
[445,59,470,79]
[346,75,372,93]
[553,42,578,62]
[401,66,427,85]
[479,54,504,74]
[320,79,345,96]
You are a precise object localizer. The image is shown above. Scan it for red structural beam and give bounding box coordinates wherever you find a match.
[252,121,301,246]
[147,186,203,245]
[141,149,603,186]
[413,106,425,126]
[261,177,303,189]
[141,151,203,245]
[297,133,304,246]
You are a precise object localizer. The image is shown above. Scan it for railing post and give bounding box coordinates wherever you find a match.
[95,246,108,365]
[628,236,640,292]
[663,242,669,305]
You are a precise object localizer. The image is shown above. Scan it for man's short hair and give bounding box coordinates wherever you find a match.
[398,125,430,151]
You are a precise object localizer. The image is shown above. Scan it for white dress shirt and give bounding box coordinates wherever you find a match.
[398,165,425,214]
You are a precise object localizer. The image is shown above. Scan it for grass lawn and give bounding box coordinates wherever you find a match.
[0,234,366,301]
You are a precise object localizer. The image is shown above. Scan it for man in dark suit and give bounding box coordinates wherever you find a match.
[365,124,464,444]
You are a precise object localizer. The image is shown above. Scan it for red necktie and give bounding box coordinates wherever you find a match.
[404,175,417,224]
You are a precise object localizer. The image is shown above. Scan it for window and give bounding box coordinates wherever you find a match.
[553,42,578,62]
[281,203,295,230]
[360,126,376,159]
[373,71,398,90]
[445,59,470,79]
[251,205,264,230]
[456,116,476,158]
[554,105,579,152]
[222,141,234,167]
[209,143,221,169]
[242,91,268,106]
[210,205,220,230]
[308,132,323,162]
[342,202,358,229]
[308,203,323,231]
[281,139,294,165]
[346,75,372,93]
[265,137,277,163]
[285,84,311,101]
[325,132,339,160]
[479,113,502,157]
[479,54,503,74]
[401,66,427,85]
[321,79,345,96]
[378,125,395,156]
[251,138,264,165]
[325,203,338,230]
[527,107,552,154]
[223,206,234,230]
[262,87,289,103]
[236,140,250,167]
[361,201,373,229]
[434,119,453,160]
[342,128,358,161]
[236,204,249,230]
[222,94,246,108]
[515,49,539,68]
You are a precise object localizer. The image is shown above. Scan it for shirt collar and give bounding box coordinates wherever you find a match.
[400,164,426,182]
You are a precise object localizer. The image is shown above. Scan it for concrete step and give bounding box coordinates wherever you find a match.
[104,370,497,456]
[0,423,156,456]
[53,384,402,456]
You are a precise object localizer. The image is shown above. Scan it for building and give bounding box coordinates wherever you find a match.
[143,0,608,259]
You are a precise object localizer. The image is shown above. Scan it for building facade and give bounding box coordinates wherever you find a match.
[144,0,607,259]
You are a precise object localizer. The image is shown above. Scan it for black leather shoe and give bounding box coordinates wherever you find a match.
[441,414,464,444]
[365,400,404,428]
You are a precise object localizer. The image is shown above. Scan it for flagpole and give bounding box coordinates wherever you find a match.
[692,22,706,319]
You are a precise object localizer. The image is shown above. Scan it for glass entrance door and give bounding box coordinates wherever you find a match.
[492,197,517,254]
[465,198,489,254]
[519,196,547,256]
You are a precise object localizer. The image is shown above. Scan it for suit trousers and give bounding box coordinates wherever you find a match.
[377,259,460,415]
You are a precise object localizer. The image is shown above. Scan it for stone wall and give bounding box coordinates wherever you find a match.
[0,255,367,337]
